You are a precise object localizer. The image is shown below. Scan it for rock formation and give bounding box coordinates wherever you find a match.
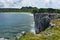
[33,13,51,34]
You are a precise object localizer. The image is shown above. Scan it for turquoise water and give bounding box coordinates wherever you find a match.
[0,12,34,38]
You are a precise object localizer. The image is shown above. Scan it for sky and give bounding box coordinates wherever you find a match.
[0,0,60,9]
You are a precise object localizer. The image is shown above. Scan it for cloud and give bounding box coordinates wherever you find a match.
[0,0,60,9]
[48,0,60,8]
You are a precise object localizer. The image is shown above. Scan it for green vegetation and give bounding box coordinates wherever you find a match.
[32,8,60,13]
[0,7,60,13]
[52,19,60,25]
[0,7,38,12]
[18,19,60,40]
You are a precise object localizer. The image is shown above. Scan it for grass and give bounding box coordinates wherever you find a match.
[18,19,60,40]
[52,19,60,25]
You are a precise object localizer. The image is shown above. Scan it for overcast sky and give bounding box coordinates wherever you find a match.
[0,0,60,9]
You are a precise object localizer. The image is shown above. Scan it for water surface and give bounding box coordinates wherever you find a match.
[0,12,34,39]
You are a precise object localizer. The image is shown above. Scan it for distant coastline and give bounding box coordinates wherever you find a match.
[0,7,60,13]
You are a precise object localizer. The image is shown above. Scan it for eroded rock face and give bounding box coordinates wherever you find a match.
[33,13,51,34]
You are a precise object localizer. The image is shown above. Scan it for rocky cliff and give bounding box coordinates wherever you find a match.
[33,13,56,34]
